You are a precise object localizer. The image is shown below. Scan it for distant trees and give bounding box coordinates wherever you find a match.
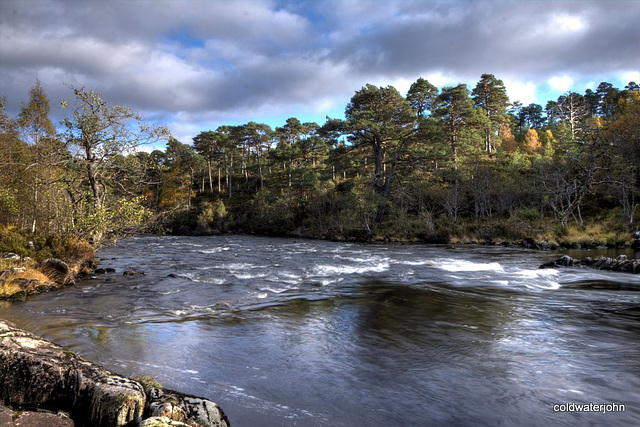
[1,76,639,243]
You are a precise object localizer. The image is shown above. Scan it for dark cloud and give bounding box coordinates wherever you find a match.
[1,0,638,143]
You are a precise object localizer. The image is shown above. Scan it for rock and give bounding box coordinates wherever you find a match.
[39,259,74,286]
[2,253,21,260]
[146,388,229,427]
[0,406,14,427]
[0,319,146,427]
[13,410,74,427]
[0,405,74,427]
[94,268,116,274]
[540,255,640,274]
[0,321,229,427]
[123,270,145,276]
[138,417,191,427]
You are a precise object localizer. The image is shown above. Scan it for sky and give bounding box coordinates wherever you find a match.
[1,0,639,148]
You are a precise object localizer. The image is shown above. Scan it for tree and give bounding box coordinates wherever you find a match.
[407,78,438,118]
[162,138,204,210]
[605,91,640,222]
[472,74,509,154]
[344,84,416,223]
[275,118,306,187]
[517,103,546,130]
[523,128,542,155]
[61,86,168,241]
[240,122,273,189]
[434,84,485,167]
[0,99,29,227]
[595,82,620,118]
[556,92,588,141]
[17,79,57,233]
[193,130,222,193]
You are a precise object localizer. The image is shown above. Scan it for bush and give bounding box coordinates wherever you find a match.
[0,225,31,257]
[34,234,95,264]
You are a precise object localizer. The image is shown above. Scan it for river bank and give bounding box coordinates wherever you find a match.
[0,231,231,426]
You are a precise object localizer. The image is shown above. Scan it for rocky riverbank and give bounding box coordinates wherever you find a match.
[540,254,640,274]
[0,255,84,301]
[0,319,229,427]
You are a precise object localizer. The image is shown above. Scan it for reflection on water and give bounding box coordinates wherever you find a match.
[0,235,639,426]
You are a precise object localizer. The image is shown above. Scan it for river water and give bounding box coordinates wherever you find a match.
[1,235,639,426]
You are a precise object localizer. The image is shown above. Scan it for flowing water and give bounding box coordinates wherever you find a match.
[1,235,639,426]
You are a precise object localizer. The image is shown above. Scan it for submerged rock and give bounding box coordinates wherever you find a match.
[123,270,145,276]
[539,255,640,274]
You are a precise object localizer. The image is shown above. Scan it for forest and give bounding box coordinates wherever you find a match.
[1,75,640,250]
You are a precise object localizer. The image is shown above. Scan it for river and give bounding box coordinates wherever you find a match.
[1,235,639,426]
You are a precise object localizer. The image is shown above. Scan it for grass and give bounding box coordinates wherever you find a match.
[0,226,97,300]
[0,281,22,298]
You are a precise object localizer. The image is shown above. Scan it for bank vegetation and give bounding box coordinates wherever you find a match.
[1,76,639,296]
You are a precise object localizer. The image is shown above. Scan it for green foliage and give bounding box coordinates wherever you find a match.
[197,199,227,232]
[0,225,30,256]
[34,234,94,263]
[1,78,639,247]
[512,208,541,222]
[74,196,153,241]
[0,188,18,218]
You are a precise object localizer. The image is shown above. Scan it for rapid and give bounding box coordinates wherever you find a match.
[1,235,638,426]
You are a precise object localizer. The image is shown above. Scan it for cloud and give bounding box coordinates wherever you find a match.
[548,75,575,92]
[503,80,537,105]
[1,0,638,143]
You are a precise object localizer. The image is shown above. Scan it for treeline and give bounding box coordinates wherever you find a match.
[1,75,639,245]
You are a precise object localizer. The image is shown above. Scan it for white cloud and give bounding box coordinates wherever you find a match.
[619,71,640,86]
[1,0,638,144]
[547,75,575,92]
[552,14,586,32]
[503,79,537,105]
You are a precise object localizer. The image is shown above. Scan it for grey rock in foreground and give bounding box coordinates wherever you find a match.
[146,388,229,427]
[0,405,74,427]
[0,320,229,427]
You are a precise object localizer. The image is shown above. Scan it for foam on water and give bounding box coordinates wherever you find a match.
[199,247,231,253]
[312,262,390,276]
[437,259,504,272]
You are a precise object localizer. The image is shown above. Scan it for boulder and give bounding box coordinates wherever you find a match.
[12,410,74,427]
[0,405,75,427]
[39,259,74,286]
[0,405,13,427]
[146,388,229,427]
[138,417,190,427]
[123,270,145,276]
[0,321,230,427]
[0,319,146,427]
